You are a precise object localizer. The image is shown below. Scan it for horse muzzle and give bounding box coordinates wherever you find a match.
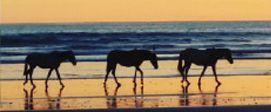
[72,61,77,65]
[229,60,234,64]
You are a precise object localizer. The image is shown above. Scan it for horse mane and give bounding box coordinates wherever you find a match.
[50,50,74,61]
[207,48,231,59]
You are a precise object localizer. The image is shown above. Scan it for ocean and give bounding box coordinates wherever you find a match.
[1,21,271,63]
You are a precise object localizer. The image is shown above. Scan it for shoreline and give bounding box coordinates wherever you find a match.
[1,59,271,80]
[1,57,271,64]
[1,74,271,81]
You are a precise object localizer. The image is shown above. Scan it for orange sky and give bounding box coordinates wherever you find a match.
[1,0,271,23]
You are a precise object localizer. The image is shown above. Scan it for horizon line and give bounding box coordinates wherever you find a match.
[1,20,271,25]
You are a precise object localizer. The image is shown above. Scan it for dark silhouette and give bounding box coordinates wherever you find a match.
[23,51,77,87]
[104,49,158,86]
[23,87,36,110]
[104,84,120,108]
[45,86,64,109]
[198,84,220,106]
[178,48,233,85]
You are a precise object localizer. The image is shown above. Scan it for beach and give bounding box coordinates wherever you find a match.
[1,59,271,111]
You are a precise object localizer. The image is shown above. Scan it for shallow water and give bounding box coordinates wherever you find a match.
[1,76,271,110]
[1,60,270,80]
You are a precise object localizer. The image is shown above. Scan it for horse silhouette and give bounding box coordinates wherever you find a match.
[178,48,233,85]
[104,49,158,86]
[23,51,77,87]
[103,84,120,108]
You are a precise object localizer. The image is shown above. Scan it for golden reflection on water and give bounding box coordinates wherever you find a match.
[1,76,271,110]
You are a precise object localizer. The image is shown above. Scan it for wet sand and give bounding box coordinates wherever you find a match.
[1,76,271,111]
[1,59,271,80]
[1,59,271,111]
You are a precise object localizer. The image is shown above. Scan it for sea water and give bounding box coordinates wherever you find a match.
[1,21,271,63]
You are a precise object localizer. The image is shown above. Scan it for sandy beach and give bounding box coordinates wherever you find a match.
[1,59,271,111]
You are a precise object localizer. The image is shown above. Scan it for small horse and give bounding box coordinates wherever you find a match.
[23,51,77,87]
[178,48,233,85]
[104,49,159,87]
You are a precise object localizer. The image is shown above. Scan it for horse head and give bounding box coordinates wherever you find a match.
[149,52,159,69]
[224,49,234,64]
[64,51,77,65]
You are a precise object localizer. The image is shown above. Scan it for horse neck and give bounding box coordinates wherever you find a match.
[213,51,226,59]
[58,53,69,63]
[143,54,152,61]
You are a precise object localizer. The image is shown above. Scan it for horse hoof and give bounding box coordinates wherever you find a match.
[117,83,121,87]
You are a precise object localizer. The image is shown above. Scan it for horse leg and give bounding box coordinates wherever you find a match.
[133,68,137,83]
[23,64,29,85]
[29,67,36,88]
[23,73,28,85]
[104,62,114,85]
[45,69,53,87]
[184,63,191,85]
[198,66,207,85]
[112,67,121,87]
[181,69,185,83]
[137,67,144,85]
[104,68,111,85]
[55,68,64,87]
[212,65,221,85]
[178,59,185,83]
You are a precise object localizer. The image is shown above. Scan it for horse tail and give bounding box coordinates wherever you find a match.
[23,60,28,76]
[106,53,113,74]
[177,52,184,74]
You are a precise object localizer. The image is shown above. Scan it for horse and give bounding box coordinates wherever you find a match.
[177,48,233,85]
[104,49,159,87]
[23,50,77,87]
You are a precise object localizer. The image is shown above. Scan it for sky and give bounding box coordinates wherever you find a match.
[1,0,271,24]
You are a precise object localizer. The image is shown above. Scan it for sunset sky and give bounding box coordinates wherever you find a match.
[1,0,271,24]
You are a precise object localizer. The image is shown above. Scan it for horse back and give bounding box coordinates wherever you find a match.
[26,53,61,68]
[107,50,145,66]
[180,49,218,66]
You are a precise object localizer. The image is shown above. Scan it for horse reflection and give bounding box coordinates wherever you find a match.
[45,87,64,110]
[179,84,190,106]
[23,87,36,110]
[133,83,144,108]
[198,84,220,106]
[104,85,120,108]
